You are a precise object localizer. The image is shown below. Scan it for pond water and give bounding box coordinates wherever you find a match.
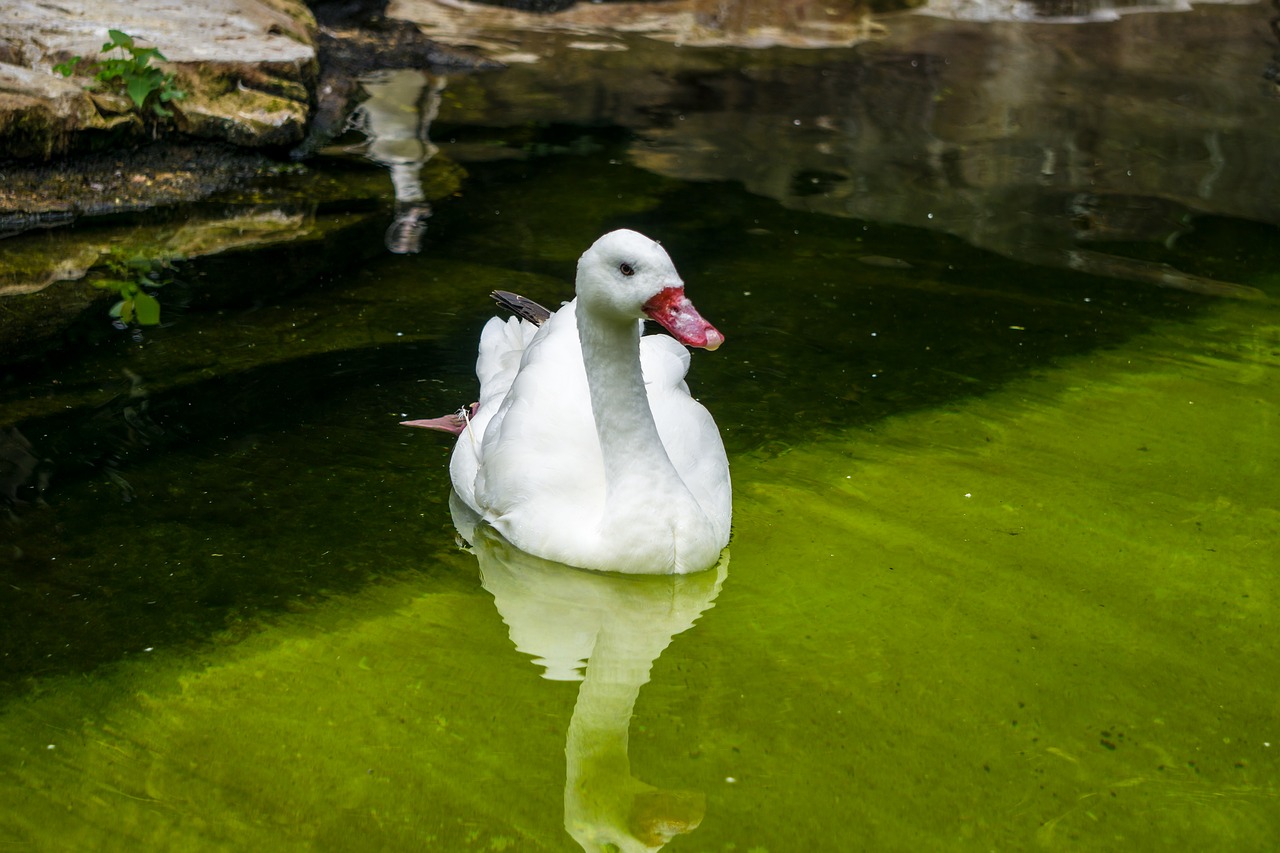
[3,4,1280,850]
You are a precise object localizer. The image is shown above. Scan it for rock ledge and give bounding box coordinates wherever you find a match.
[0,0,319,160]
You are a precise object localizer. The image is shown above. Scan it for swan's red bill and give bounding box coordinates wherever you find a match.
[643,287,724,351]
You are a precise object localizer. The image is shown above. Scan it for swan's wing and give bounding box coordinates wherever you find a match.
[643,334,732,544]
[451,315,540,511]
[469,304,607,548]
[476,315,539,407]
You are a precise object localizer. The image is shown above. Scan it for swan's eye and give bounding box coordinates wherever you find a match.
[619,262,635,277]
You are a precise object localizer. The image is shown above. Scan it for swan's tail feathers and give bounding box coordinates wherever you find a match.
[491,290,552,326]
[401,403,478,436]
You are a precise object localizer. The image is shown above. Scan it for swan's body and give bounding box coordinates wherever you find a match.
[413,230,731,574]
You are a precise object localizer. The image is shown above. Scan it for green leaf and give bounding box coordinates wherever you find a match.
[131,47,164,65]
[60,31,185,124]
[93,277,131,295]
[53,57,82,77]
[118,299,135,324]
[158,78,186,104]
[106,30,133,51]
[133,292,161,325]
[126,75,152,109]
[95,59,128,81]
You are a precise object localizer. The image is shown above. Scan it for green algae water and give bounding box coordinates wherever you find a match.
[4,9,1280,851]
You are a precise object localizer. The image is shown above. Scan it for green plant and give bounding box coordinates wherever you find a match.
[54,29,186,118]
[94,255,176,326]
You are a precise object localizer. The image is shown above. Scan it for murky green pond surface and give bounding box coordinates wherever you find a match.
[3,7,1280,851]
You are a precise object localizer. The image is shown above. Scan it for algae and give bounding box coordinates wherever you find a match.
[0,293,1275,851]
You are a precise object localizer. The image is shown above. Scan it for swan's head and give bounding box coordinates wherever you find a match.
[577,229,724,350]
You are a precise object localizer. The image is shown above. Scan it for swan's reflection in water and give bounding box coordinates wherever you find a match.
[349,69,445,254]
[451,494,726,852]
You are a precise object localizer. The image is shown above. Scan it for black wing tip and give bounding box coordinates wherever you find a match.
[490,290,553,325]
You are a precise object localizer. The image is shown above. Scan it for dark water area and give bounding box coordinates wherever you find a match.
[2,4,1279,850]
[0,145,1234,690]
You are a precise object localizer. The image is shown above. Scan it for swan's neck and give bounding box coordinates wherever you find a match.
[577,308,684,504]
[566,631,650,775]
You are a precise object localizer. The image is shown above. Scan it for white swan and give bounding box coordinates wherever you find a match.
[405,229,731,574]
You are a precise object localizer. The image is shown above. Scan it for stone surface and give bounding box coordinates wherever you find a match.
[0,0,315,66]
[0,63,135,159]
[0,0,318,158]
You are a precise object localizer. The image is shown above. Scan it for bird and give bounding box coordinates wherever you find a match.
[403,229,731,574]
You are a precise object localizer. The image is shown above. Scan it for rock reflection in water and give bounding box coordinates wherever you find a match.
[451,494,725,852]
[418,0,1279,296]
[918,0,1208,22]
[627,6,1279,295]
[394,0,890,53]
